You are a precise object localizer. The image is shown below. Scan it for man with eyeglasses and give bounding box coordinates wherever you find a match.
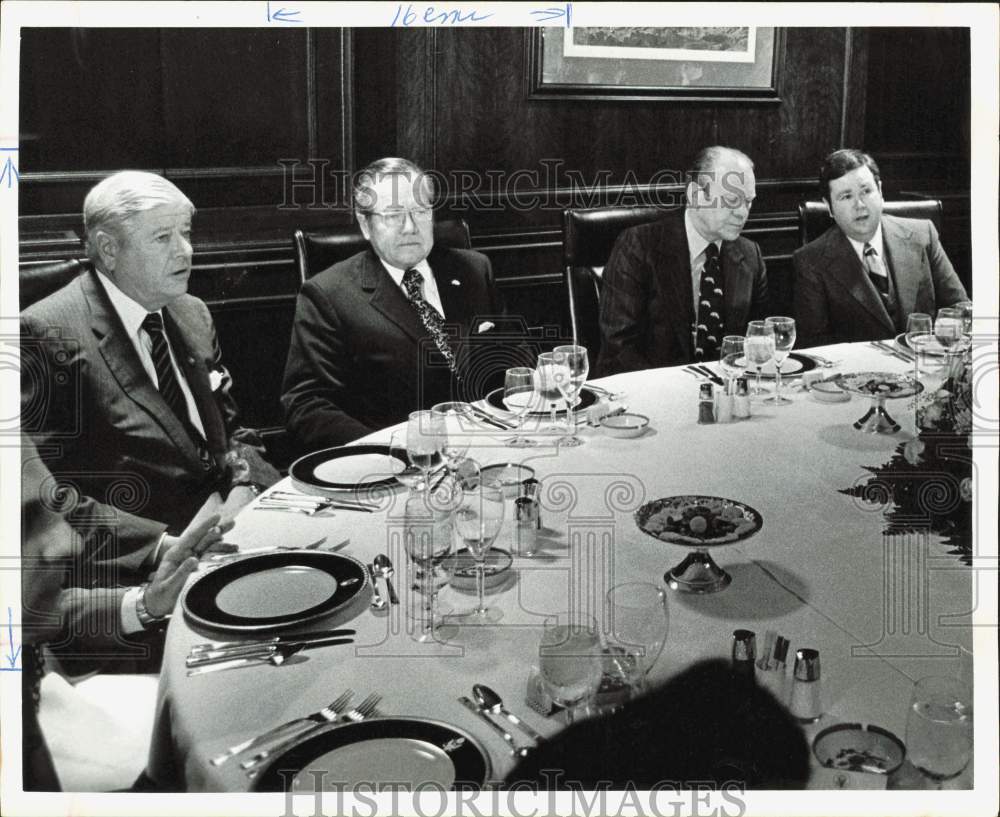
[282,157,504,449]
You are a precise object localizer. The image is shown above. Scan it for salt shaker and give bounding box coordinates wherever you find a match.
[733,377,751,419]
[715,389,734,423]
[698,382,716,424]
[789,648,823,723]
[514,496,539,557]
[731,629,757,689]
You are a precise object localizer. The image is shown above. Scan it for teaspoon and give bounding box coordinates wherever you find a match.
[472,683,544,744]
[373,554,400,605]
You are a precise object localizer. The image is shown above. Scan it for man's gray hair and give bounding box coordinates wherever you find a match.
[689,146,754,190]
[352,157,434,214]
[83,171,194,265]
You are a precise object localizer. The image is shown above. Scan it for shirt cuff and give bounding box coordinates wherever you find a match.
[121,585,144,634]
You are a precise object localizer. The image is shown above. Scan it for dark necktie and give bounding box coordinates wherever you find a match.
[401,268,459,377]
[141,312,190,424]
[694,243,725,362]
[863,243,890,304]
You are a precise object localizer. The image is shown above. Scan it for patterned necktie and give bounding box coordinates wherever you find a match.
[401,268,459,377]
[863,243,891,304]
[694,243,725,361]
[141,312,190,423]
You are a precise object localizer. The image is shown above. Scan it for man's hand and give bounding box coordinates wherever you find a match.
[157,493,236,561]
[144,514,234,618]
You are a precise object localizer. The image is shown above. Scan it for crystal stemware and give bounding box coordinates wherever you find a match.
[745,320,775,399]
[905,675,972,787]
[406,410,443,499]
[719,335,746,395]
[539,611,603,723]
[502,367,537,448]
[552,344,589,447]
[535,352,563,433]
[452,479,505,624]
[905,313,934,379]
[605,582,669,693]
[402,488,455,642]
[764,316,796,405]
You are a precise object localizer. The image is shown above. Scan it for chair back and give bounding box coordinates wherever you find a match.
[20,259,90,309]
[293,218,472,283]
[562,205,666,353]
[798,199,943,246]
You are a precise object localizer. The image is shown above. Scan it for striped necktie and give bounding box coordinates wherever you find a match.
[863,243,890,304]
[141,312,190,424]
[401,268,460,378]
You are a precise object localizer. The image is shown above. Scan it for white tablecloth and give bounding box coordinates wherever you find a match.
[148,342,976,792]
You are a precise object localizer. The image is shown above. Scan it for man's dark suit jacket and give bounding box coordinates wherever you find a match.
[792,214,968,348]
[21,270,244,544]
[596,209,770,376]
[281,244,505,451]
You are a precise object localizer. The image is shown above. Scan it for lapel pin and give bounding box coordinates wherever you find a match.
[451,279,461,287]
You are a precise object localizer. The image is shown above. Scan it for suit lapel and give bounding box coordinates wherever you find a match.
[821,228,894,333]
[881,216,920,317]
[360,250,425,343]
[655,214,695,357]
[721,240,748,328]
[83,273,202,464]
[429,247,469,329]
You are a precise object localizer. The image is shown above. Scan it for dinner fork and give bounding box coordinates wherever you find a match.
[242,692,382,774]
[210,690,354,767]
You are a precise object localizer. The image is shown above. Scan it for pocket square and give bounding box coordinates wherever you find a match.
[208,369,225,391]
[476,321,495,334]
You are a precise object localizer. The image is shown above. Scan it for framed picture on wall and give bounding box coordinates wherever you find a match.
[526,27,785,102]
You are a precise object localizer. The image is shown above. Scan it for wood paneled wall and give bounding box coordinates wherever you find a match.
[18,27,971,428]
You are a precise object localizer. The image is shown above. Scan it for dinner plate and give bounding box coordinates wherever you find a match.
[253,718,491,791]
[895,332,947,356]
[635,495,763,547]
[182,551,367,632]
[734,351,817,378]
[484,386,598,418]
[291,444,407,493]
[812,723,905,775]
[834,371,923,399]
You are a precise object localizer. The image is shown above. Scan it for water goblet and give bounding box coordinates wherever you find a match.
[402,488,456,642]
[431,402,474,498]
[406,410,443,499]
[535,352,564,433]
[539,611,603,723]
[905,313,935,379]
[605,582,669,693]
[390,429,424,494]
[764,317,796,405]
[503,367,537,448]
[934,307,964,354]
[719,335,746,395]
[905,675,972,787]
[745,320,775,399]
[452,479,505,624]
[552,344,589,447]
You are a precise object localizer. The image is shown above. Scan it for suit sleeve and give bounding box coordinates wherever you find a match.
[281,280,376,450]
[597,228,654,376]
[925,221,969,307]
[792,248,834,349]
[747,241,772,323]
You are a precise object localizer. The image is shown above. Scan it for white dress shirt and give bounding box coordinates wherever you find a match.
[848,225,888,279]
[379,258,446,318]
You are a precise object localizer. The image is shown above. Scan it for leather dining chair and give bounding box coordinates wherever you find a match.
[20,258,91,310]
[562,205,666,355]
[293,218,472,284]
[797,199,943,246]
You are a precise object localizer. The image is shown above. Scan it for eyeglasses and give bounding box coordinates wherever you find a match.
[367,208,434,228]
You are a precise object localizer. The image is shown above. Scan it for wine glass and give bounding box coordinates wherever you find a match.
[552,344,589,447]
[719,335,746,395]
[535,352,563,433]
[955,301,973,347]
[935,307,964,354]
[402,489,455,642]
[389,429,424,493]
[503,367,537,448]
[764,317,796,405]
[905,676,972,787]
[905,313,934,379]
[431,402,474,503]
[406,410,443,499]
[538,611,603,723]
[452,480,505,624]
[605,582,669,693]
[745,320,775,399]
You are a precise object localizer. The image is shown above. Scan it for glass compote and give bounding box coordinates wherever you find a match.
[452,479,505,624]
[745,320,775,399]
[538,611,603,723]
[502,367,537,448]
[905,676,972,787]
[406,410,443,499]
[605,582,669,694]
[552,344,589,447]
[719,335,746,395]
[764,316,796,405]
[535,352,564,433]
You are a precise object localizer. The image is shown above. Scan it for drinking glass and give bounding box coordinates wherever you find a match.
[935,307,964,354]
[406,410,443,499]
[389,429,424,493]
[403,489,455,642]
[552,344,589,447]
[719,335,746,395]
[503,367,537,448]
[539,611,603,723]
[905,313,934,379]
[431,402,474,503]
[905,676,972,787]
[452,480,505,624]
[745,320,775,399]
[955,300,973,346]
[535,352,563,433]
[764,317,796,405]
[606,582,669,692]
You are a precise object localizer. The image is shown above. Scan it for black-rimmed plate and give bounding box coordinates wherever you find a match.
[895,332,948,356]
[291,444,407,493]
[484,386,598,418]
[735,351,817,379]
[635,495,763,547]
[182,551,367,633]
[253,718,491,792]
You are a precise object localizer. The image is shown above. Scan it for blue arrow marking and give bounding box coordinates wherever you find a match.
[0,156,19,189]
[5,608,21,669]
[267,0,303,22]
[530,3,572,26]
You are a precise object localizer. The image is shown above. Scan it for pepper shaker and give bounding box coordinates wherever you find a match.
[733,377,752,419]
[698,382,716,424]
[513,496,539,557]
[789,648,823,723]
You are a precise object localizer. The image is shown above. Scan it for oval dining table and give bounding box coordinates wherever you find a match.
[146,341,977,794]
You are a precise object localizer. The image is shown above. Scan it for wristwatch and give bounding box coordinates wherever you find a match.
[136,582,169,628]
[232,480,264,497]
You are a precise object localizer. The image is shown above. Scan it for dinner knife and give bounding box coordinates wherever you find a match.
[692,365,726,386]
[186,635,357,666]
[469,407,515,430]
[190,628,356,654]
[186,637,353,674]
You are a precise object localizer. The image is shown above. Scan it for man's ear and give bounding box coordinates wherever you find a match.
[94,229,120,273]
[357,213,372,241]
[685,180,702,208]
